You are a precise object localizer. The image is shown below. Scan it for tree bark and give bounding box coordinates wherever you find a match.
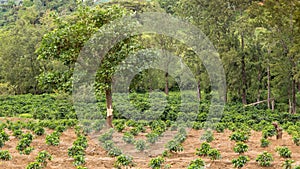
[267,65,271,109]
[241,33,247,105]
[165,72,169,96]
[292,79,296,114]
[197,80,201,101]
[105,89,113,128]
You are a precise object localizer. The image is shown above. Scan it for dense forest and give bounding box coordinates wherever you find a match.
[0,0,299,114]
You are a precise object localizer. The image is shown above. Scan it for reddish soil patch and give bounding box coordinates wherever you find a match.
[0,118,299,168]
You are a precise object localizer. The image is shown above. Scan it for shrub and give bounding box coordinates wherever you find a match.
[233,142,248,154]
[275,146,292,158]
[114,154,135,169]
[262,125,276,139]
[76,166,88,169]
[215,123,225,133]
[55,126,66,133]
[149,156,165,169]
[23,147,34,155]
[115,123,125,132]
[13,129,23,139]
[0,130,9,142]
[73,135,88,149]
[260,138,270,148]
[135,140,147,152]
[229,131,249,142]
[45,131,60,146]
[207,149,221,160]
[0,150,12,160]
[129,127,140,136]
[108,147,122,157]
[165,140,183,153]
[196,142,211,156]
[146,132,159,144]
[232,155,249,168]
[122,132,135,144]
[98,129,114,143]
[282,159,294,169]
[200,130,214,143]
[256,151,273,167]
[187,158,205,169]
[292,135,300,146]
[36,151,52,167]
[26,162,42,169]
[68,146,85,157]
[73,155,85,166]
[34,127,45,136]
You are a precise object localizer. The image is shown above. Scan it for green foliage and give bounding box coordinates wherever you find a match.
[232,155,249,168]
[114,154,135,169]
[134,140,147,152]
[195,142,211,156]
[233,142,248,154]
[36,151,52,167]
[282,159,294,169]
[200,130,214,143]
[0,150,12,161]
[275,146,292,158]
[165,140,183,153]
[68,146,85,157]
[256,151,273,167]
[262,125,276,139]
[260,138,270,148]
[122,132,135,144]
[187,158,205,169]
[23,147,34,155]
[26,162,42,169]
[146,132,159,144]
[98,129,114,143]
[207,149,221,161]
[292,135,300,146]
[149,156,165,169]
[34,127,45,136]
[229,131,249,142]
[73,155,85,166]
[108,147,122,157]
[46,131,60,146]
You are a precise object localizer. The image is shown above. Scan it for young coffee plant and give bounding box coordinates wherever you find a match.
[262,125,276,139]
[34,127,45,136]
[26,162,42,169]
[68,145,85,157]
[200,130,214,143]
[256,151,273,167]
[207,149,221,161]
[165,140,183,153]
[233,142,248,154]
[282,159,294,169]
[0,150,12,161]
[98,129,114,143]
[275,146,292,158]
[73,155,85,166]
[260,138,270,148]
[146,132,159,144]
[135,140,147,152]
[187,158,205,169]
[149,156,165,169]
[229,131,249,142]
[122,132,135,144]
[36,151,52,167]
[195,142,211,156]
[46,131,60,146]
[292,135,300,146]
[232,155,249,168]
[114,154,135,169]
[108,146,122,157]
[23,147,34,155]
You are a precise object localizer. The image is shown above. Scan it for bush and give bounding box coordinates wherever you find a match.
[187,158,205,169]
[195,142,211,156]
[282,159,294,169]
[262,125,276,139]
[73,155,85,166]
[260,138,270,147]
[256,151,273,167]
[98,129,114,143]
[207,149,221,161]
[122,132,135,144]
[115,123,125,132]
[23,147,34,155]
[68,146,85,157]
[36,151,52,167]
[233,142,248,154]
[13,129,23,139]
[275,146,292,158]
[146,132,159,144]
[135,140,147,152]
[200,130,214,143]
[229,131,249,142]
[46,131,60,146]
[292,135,300,146]
[34,127,45,136]
[129,127,140,136]
[73,135,88,149]
[165,140,183,153]
[26,162,42,169]
[149,156,165,169]
[232,155,249,168]
[114,154,135,169]
[0,150,12,160]
[108,147,122,157]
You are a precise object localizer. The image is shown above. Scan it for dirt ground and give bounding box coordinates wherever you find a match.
[0,118,299,169]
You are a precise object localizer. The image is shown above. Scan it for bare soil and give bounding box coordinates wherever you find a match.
[0,118,299,169]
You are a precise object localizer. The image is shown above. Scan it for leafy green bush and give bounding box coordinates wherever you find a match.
[115,123,125,132]
[149,156,165,169]
[195,142,211,156]
[282,159,294,169]
[165,140,183,153]
[146,132,159,144]
[0,150,12,161]
[200,130,214,143]
[23,147,34,155]
[68,146,85,157]
[129,127,140,136]
[135,140,147,152]
[207,149,221,160]
[122,132,135,144]
[232,155,249,168]
[292,135,300,146]
[108,147,122,157]
[34,127,45,136]
[260,138,270,147]
[46,131,60,146]
[256,151,273,167]
[229,131,249,142]
[73,135,88,149]
[73,155,85,166]
[98,129,114,143]
[36,151,52,167]
[187,158,205,169]
[233,142,248,154]
[26,162,42,169]
[275,146,292,158]
[13,129,23,139]
[114,154,135,169]
[262,125,276,139]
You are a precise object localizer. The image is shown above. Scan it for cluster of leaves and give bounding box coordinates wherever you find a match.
[232,155,249,168]
[114,154,135,169]
[229,131,249,142]
[275,146,292,158]
[256,151,273,167]
[200,130,214,143]
[187,158,205,169]
[0,150,12,161]
[165,128,187,153]
[46,131,61,146]
[16,133,33,154]
[68,133,88,166]
[149,156,165,169]
[233,142,248,154]
[26,151,52,169]
[260,138,270,148]
[0,130,9,148]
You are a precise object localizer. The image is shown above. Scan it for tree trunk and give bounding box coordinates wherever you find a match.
[165,72,169,96]
[241,33,247,105]
[292,79,296,114]
[105,89,113,128]
[267,66,271,109]
[197,80,201,101]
